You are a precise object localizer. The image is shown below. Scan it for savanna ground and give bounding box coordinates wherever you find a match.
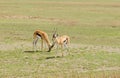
[0,0,120,78]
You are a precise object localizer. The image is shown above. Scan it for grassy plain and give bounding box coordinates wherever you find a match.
[0,0,120,78]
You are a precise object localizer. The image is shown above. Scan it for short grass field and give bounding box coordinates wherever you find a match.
[0,0,120,78]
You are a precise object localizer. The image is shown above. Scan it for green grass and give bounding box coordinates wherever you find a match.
[0,48,120,77]
[0,0,120,78]
[0,50,120,77]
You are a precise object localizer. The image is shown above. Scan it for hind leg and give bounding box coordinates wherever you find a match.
[64,43,70,55]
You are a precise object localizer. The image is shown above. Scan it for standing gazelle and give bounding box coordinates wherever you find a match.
[52,30,70,56]
[33,30,53,52]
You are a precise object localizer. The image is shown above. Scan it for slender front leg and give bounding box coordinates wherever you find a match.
[33,39,36,51]
[33,38,38,51]
[61,44,64,57]
[41,39,43,51]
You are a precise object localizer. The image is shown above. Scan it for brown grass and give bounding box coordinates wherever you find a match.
[0,15,78,26]
[31,1,120,7]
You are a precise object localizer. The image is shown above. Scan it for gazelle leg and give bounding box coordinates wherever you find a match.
[33,39,36,51]
[43,40,47,51]
[33,37,39,51]
[67,43,70,55]
[64,43,69,51]
[41,39,43,51]
[44,40,48,51]
[63,43,70,55]
[54,43,58,58]
[61,44,64,57]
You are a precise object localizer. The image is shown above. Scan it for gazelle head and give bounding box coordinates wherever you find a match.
[52,33,58,40]
[52,28,58,41]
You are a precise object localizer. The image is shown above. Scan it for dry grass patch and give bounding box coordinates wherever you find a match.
[0,15,78,26]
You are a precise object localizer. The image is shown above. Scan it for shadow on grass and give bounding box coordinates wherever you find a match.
[46,56,61,59]
[24,50,42,53]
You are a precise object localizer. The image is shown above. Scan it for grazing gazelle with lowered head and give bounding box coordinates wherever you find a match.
[33,30,54,52]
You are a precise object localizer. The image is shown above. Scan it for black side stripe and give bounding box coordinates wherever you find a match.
[36,33,41,37]
[63,39,67,44]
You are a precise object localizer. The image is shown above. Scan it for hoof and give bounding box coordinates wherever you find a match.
[47,49,51,52]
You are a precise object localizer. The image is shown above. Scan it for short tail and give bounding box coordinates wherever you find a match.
[66,37,70,44]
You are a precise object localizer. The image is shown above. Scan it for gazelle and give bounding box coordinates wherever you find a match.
[33,30,53,52]
[52,30,70,56]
